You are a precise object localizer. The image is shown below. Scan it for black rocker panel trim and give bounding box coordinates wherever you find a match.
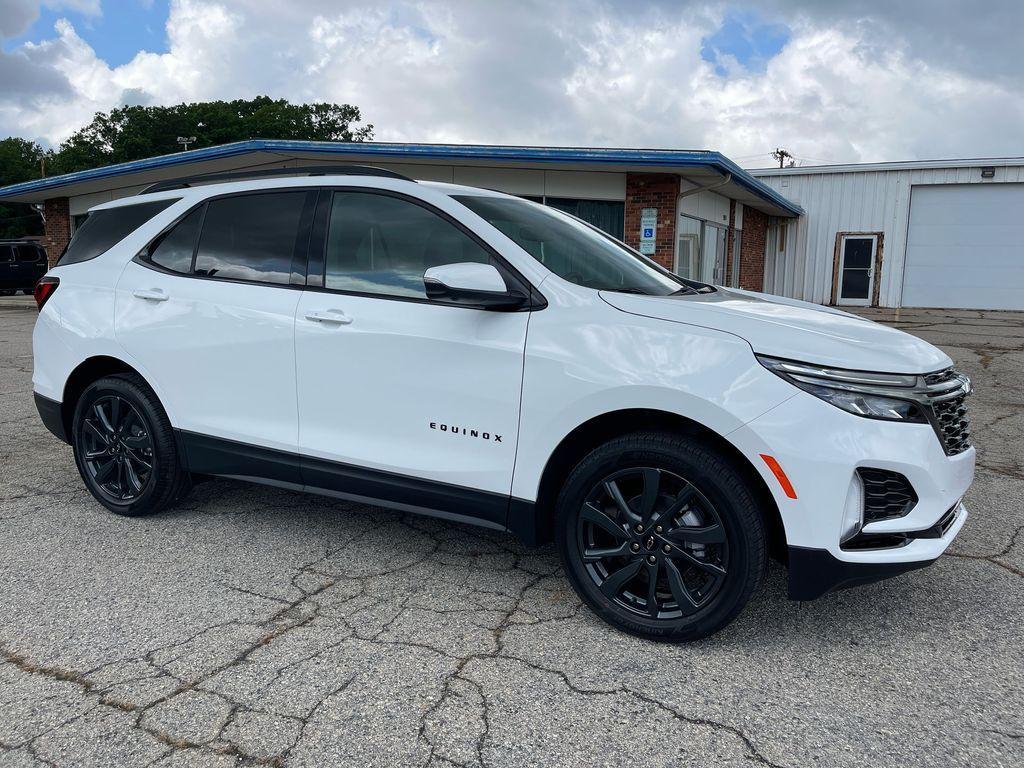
[786,545,935,601]
[300,453,509,528]
[181,430,302,485]
[34,392,68,444]
[178,430,517,532]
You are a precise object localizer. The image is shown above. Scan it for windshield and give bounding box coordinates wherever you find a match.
[454,195,689,295]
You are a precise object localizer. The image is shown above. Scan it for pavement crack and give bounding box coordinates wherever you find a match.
[947,525,1024,578]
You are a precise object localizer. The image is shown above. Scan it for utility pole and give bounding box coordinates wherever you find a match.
[771,148,794,168]
[40,157,46,178]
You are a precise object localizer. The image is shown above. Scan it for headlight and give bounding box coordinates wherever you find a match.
[757,355,928,423]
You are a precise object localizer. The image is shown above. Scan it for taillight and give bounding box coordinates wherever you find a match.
[34,276,59,310]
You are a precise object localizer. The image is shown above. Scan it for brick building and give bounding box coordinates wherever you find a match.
[0,140,802,288]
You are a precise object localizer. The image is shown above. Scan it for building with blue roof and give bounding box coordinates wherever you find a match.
[0,139,802,292]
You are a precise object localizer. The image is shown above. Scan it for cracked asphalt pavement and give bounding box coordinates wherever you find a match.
[1,295,1022,767]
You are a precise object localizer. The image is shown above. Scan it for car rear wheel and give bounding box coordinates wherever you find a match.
[71,374,190,516]
[22,288,33,295]
[556,431,766,642]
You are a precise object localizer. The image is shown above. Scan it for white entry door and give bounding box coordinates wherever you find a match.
[837,235,877,306]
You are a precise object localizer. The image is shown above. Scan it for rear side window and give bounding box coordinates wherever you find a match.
[15,245,41,263]
[58,200,175,266]
[0,246,12,262]
[194,192,308,285]
[149,207,203,274]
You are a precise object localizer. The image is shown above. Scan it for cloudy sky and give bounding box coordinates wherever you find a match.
[1,0,1021,168]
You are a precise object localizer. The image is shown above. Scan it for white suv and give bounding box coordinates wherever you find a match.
[32,167,974,641]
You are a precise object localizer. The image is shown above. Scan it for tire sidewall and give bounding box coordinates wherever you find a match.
[71,377,166,515]
[556,436,764,641]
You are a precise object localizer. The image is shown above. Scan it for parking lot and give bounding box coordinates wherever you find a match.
[1,294,1021,768]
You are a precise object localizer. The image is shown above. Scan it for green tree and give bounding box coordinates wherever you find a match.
[51,96,374,174]
[0,137,46,239]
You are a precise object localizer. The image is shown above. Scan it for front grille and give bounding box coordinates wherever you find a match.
[858,468,917,523]
[922,368,972,456]
[923,368,954,386]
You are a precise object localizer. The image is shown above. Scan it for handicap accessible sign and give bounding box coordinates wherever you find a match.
[639,208,657,255]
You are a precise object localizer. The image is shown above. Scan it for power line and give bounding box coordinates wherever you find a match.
[771,148,795,168]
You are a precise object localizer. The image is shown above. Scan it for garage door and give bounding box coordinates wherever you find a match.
[903,184,1024,310]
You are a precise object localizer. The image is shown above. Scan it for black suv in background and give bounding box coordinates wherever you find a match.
[0,240,48,295]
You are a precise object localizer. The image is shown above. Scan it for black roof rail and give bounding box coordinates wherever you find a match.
[140,165,416,194]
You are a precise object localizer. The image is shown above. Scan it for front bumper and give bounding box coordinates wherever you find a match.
[787,501,967,600]
[728,389,974,599]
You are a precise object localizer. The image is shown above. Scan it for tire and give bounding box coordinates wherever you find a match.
[22,288,33,295]
[0,289,14,296]
[555,431,766,642]
[71,374,190,516]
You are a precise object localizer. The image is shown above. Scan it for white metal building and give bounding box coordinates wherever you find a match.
[752,158,1024,311]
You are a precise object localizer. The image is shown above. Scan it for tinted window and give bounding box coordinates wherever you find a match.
[456,195,686,295]
[194,192,307,285]
[149,207,203,273]
[58,200,175,266]
[15,245,41,263]
[325,192,491,298]
[0,246,12,263]
[545,198,625,240]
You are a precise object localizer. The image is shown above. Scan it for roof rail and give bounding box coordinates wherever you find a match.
[140,164,416,194]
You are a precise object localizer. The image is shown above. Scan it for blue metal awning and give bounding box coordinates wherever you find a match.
[0,139,803,216]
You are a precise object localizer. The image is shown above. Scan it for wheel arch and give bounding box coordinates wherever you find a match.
[517,409,787,560]
[61,355,149,438]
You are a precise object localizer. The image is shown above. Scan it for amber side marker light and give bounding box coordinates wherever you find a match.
[34,276,59,310]
[760,454,797,499]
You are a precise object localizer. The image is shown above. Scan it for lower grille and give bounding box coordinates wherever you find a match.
[914,502,961,539]
[858,468,917,523]
[842,502,962,551]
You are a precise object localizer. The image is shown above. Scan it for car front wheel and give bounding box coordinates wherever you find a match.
[556,431,766,642]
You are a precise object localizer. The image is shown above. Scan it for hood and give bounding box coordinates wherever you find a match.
[600,287,951,373]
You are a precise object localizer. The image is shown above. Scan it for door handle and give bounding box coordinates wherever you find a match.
[305,309,353,325]
[132,288,169,302]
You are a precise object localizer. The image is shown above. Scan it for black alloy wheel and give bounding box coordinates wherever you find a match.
[578,467,729,619]
[72,374,191,516]
[556,431,766,641]
[78,394,155,503]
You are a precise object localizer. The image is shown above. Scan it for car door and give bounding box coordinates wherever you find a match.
[115,189,317,479]
[0,245,13,289]
[18,244,48,285]
[294,189,532,528]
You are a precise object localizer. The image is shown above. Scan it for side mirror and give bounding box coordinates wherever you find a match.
[423,263,528,311]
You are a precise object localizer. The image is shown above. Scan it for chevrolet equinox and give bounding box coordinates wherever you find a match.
[31,167,974,641]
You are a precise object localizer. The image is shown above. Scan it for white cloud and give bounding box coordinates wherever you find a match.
[1,0,1022,164]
